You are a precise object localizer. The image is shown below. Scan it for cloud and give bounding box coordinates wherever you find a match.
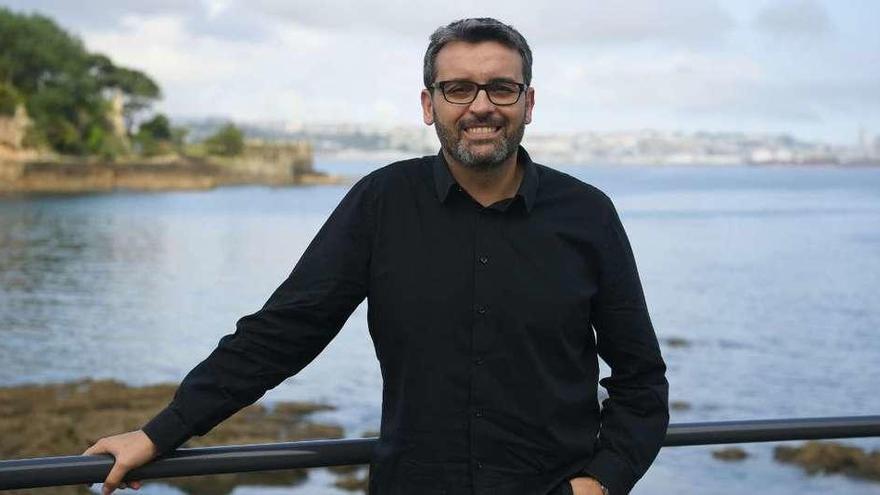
[1,0,273,42]
[77,8,425,124]
[3,0,736,46]
[753,0,832,38]
[83,14,255,84]
[2,0,876,143]
[1,0,191,29]
[250,0,736,46]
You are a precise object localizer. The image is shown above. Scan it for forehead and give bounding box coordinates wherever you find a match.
[434,40,524,82]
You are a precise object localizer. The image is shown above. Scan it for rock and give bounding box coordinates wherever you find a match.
[329,464,366,475]
[712,447,749,461]
[774,441,880,481]
[0,379,344,494]
[664,337,691,348]
[168,470,308,495]
[333,469,370,492]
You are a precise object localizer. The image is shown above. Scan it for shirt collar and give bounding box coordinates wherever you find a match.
[432,145,539,214]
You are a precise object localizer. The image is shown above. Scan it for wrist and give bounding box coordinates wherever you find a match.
[577,475,609,495]
[592,478,610,495]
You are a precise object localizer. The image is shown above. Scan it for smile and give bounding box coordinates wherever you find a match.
[463,126,502,137]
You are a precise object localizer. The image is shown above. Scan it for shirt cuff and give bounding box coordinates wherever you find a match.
[583,449,636,495]
[142,405,193,456]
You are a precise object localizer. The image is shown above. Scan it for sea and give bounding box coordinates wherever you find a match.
[1,156,879,494]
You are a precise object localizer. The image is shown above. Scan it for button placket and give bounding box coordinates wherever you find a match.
[470,206,492,489]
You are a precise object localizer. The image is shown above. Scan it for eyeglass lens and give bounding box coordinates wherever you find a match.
[442,81,522,105]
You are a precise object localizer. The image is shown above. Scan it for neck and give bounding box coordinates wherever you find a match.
[443,149,523,208]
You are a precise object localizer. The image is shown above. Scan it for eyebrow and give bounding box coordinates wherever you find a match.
[445,77,522,84]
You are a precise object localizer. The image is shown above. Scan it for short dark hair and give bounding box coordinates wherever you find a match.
[423,18,533,89]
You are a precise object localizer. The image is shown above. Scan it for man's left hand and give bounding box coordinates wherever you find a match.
[569,476,606,495]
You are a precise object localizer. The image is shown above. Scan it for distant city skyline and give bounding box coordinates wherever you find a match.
[2,0,878,145]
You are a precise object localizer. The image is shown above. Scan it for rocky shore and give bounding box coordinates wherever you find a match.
[0,380,364,494]
[775,441,880,482]
[0,156,343,196]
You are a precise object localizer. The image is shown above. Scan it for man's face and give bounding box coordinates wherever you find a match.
[421,41,535,170]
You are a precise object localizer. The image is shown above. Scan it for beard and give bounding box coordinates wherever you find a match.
[433,112,525,171]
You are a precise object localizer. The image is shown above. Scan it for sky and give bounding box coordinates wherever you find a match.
[3,0,878,145]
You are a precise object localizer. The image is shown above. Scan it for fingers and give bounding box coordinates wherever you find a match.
[81,438,132,495]
[82,439,105,456]
[82,432,155,494]
[82,438,97,456]
[103,460,129,495]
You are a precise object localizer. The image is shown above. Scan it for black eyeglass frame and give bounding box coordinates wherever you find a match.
[429,80,527,106]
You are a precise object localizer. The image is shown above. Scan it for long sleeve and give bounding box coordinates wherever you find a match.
[142,175,376,455]
[583,198,669,495]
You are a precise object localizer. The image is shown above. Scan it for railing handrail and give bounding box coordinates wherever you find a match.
[2,415,880,490]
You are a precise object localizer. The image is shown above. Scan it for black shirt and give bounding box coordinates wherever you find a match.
[143,147,669,495]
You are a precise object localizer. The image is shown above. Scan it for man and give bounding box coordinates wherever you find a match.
[85,18,668,495]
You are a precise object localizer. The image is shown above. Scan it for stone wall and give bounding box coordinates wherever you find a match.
[238,140,314,178]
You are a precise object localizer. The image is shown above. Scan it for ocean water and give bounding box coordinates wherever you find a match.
[1,158,879,494]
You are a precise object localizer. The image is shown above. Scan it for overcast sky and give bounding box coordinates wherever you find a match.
[3,0,878,144]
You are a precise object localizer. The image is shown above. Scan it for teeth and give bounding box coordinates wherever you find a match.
[466,126,499,134]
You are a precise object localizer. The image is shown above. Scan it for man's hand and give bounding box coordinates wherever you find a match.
[569,476,607,495]
[82,430,158,495]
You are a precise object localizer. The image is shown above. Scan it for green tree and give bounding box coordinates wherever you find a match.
[91,54,161,134]
[0,82,21,116]
[138,114,172,140]
[204,123,245,157]
[0,7,162,157]
[133,113,173,156]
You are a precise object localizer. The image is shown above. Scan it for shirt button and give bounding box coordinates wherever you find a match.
[474,357,484,366]
[475,305,487,315]
[479,256,488,264]
[475,461,484,469]
[474,409,483,418]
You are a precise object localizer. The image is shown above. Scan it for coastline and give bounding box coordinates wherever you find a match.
[0,155,346,196]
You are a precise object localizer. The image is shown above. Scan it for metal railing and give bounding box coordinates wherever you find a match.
[2,415,880,490]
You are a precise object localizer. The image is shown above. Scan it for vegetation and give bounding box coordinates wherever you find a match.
[204,122,245,157]
[0,7,256,164]
[0,81,21,116]
[0,7,160,157]
[133,113,173,156]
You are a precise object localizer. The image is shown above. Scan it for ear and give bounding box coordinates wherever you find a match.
[421,88,434,125]
[523,86,535,125]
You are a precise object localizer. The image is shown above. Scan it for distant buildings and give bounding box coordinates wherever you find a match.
[177,118,880,166]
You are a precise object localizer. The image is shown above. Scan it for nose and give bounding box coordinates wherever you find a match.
[468,88,496,114]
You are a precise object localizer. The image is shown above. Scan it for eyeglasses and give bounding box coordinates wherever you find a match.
[430,80,526,106]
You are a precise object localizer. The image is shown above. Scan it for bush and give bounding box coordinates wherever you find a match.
[0,82,21,117]
[138,114,172,141]
[204,123,244,157]
[133,113,174,156]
